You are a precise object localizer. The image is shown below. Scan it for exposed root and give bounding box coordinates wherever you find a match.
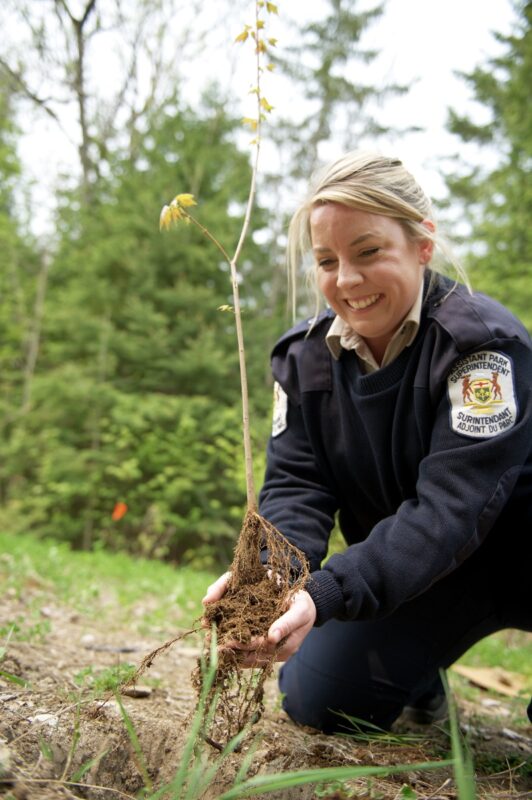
[195,508,309,745]
[109,509,309,748]
[90,628,201,718]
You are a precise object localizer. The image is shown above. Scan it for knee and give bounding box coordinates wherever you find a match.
[279,659,403,735]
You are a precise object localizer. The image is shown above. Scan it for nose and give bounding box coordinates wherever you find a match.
[337,259,363,290]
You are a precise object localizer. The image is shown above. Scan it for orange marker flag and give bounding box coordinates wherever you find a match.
[112,502,128,521]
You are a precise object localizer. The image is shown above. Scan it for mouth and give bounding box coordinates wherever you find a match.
[345,293,382,311]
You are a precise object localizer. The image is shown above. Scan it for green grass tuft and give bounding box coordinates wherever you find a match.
[0,530,216,632]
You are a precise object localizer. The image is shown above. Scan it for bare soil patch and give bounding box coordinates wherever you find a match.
[1,589,531,799]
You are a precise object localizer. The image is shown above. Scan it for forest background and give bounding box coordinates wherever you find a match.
[0,0,530,571]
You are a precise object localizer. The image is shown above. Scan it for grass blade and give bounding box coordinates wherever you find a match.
[115,693,153,793]
[217,760,455,799]
[70,748,109,782]
[0,669,27,686]
[155,628,218,799]
[441,670,476,799]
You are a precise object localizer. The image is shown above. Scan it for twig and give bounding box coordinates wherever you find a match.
[224,0,264,511]
[160,0,273,511]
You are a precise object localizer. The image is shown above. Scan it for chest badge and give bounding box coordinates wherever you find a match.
[447,351,517,438]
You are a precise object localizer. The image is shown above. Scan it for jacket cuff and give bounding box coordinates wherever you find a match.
[305,569,345,626]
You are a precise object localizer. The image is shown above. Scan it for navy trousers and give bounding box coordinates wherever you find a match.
[279,535,532,734]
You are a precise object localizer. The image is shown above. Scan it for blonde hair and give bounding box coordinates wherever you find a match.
[287,150,469,318]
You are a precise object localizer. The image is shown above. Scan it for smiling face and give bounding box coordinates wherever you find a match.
[311,202,434,363]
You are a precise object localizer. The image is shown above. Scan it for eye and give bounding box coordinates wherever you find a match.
[317,258,337,270]
[360,247,380,257]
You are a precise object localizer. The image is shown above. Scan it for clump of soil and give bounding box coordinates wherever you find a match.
[196,508,309,745]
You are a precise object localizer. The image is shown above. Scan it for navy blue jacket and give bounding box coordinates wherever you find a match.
[259,275,532,625]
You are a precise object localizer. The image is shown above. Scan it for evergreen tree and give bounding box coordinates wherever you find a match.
[1,94,274,565]
[445,1,531,329]
[0,83,41,421]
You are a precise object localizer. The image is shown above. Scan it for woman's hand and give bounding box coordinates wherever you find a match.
[202,571,232,605]
[227,589,316,667]
[202,573,317,666]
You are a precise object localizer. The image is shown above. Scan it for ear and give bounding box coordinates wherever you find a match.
[419,219,435,264]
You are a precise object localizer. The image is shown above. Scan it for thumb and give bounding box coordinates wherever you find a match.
[268,625,283,645]
[268,610,295,644]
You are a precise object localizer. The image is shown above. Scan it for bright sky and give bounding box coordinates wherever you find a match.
[16,0,517,235]
[357,0,515,197]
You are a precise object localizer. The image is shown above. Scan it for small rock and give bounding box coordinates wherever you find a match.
[0,743,11,776]
[80,633,96,647]
[85,642,142,653]
[502,727,530,743]
[29,713,58,728]
[12,781,29,800]
[121,685,152,699]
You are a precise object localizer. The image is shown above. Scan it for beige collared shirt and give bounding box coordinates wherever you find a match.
[325,282,424,373]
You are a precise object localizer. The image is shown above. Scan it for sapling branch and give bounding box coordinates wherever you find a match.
[158,2,300,745]
[160,0,269,511]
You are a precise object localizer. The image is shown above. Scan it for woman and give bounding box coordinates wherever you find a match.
[204,152,532,733]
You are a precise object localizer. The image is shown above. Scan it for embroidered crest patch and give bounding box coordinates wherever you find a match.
[447,351,517,439]
[271,381,288,437]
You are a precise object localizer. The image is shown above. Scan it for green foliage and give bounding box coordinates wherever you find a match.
[0,93,276,563]
[216,761,454,800]
[442,672,476,800]
[0,81,41,420]
[74,664,137,695]
[458,630,532,679]
[0,617,51,642]
[314,779,357,798]
[0,529,216,632]
[445,2,532,329]
[115,692,154,794]
[0,632,28,687]
[3,384,253,564]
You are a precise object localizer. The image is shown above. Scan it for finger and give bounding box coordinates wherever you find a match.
[220,636,266,651]
[202,571,231,604]
[231,642,278,668]
[270,632,304,662]
[237,652,276,668]
[267,592,315,645]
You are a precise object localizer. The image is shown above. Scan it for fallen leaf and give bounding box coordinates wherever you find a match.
[452,664,528,697]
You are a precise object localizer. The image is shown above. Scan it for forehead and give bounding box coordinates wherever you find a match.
[309,202,401,239]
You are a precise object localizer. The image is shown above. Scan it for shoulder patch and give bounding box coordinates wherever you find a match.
[271,381,288,437]
[447,351,517,439]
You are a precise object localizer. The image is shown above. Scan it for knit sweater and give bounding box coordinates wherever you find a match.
[258,275,532,625]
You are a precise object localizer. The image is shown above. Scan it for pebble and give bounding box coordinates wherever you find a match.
[0,743,11,774]
[121,685,152,698]
[502,728,530,743]
[29,713,58,727]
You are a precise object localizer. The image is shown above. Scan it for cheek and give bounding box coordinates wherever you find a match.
[316,271,334,297]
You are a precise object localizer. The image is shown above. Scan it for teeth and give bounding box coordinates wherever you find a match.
[346,294,380,310]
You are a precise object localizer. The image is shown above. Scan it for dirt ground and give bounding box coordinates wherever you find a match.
[1,589,531,800]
